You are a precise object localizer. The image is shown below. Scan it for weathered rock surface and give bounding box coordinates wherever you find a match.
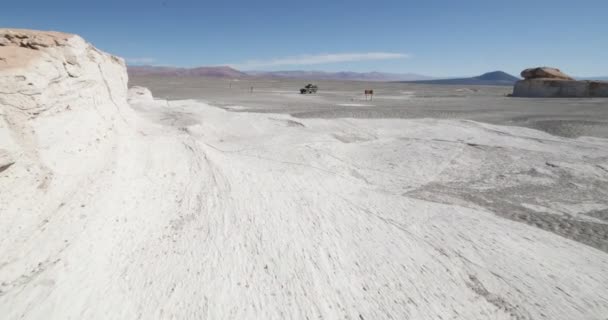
[0,28,130,115]
[0,149,14,172]
[0,30,194,318]
[521,67,574,80]
[0,30,140,315]
[513,79,608,97]
[0,28,136,211]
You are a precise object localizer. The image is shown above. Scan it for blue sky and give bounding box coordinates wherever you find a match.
[3,0,607,77]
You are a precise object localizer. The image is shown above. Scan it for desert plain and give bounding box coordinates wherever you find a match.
[131,75,608,138]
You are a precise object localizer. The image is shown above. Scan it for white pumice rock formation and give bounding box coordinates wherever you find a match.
[0,30,196,318]
[0,29,131,117]
[0,29,135,190]
[2,30,608,320]
[513,66,608,97]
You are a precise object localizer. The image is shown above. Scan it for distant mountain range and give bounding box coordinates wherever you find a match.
[128,66,249,78]
[246,70,433,81]
[127,65,432,81]
[401,71,520,86]
[127,66,605,84]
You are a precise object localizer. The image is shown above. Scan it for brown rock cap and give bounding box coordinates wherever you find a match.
[521,67,574,80]
[0,29,74,70]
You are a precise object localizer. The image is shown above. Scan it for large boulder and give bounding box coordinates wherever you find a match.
[513,66,608,97]
[521,67,574,80]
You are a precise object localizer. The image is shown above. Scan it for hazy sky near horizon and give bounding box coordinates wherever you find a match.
[3,0,607,77]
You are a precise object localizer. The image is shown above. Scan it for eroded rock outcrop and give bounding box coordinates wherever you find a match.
[0,28,135,232]
[513,66,608,97]
[0,30,200,318]
[0,28,130,115]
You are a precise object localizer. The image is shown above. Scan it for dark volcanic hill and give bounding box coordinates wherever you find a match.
[403,71,520,86]
[128,65,249,78]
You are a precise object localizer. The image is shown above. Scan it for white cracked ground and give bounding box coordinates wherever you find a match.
[4,95,608,319]
[1,30,608,320]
